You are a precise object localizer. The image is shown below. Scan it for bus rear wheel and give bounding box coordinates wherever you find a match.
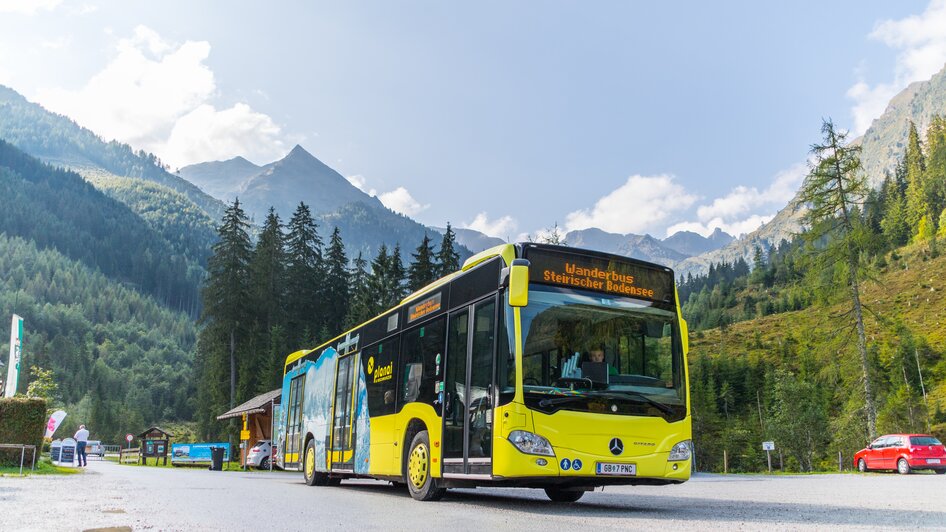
[405,430,445,501]
[303,439,329,486]
[545,488,585,503]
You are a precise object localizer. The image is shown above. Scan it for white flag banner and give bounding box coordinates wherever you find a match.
[4,314,23,398]
[45,410,68,438]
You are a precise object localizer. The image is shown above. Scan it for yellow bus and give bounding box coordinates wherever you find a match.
[276,243,691,502]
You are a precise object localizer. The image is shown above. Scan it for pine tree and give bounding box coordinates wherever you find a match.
[799,118,877,437]
[408,233,438,292]
[201,198,253,408]
[436,223,461,276]
[285,202,324,345]
[323,227,350,335]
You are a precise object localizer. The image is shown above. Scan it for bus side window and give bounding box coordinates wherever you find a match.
[399,316,446,411]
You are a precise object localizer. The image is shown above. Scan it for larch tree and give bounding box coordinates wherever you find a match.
[799,118,877,437]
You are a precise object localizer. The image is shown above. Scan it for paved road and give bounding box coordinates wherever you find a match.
[1,460,943,531]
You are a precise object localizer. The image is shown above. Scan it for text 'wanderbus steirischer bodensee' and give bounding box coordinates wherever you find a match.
[276,243,692,502]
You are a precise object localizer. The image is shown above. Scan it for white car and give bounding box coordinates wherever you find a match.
[247,440,276,470]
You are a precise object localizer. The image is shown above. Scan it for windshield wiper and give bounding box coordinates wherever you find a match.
[538,391,674,415]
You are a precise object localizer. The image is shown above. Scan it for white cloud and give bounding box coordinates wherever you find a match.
[665,163,806,238]
[848,0,946,135]
[345,174,378,196]
[379,187,429,217]
[0,0,61,14]
[463,212,518,239]
[564,174,698,235]
[33,25,287,167]
[164,103,287,168]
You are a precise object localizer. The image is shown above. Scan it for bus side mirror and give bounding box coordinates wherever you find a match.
[508,259,530,307]
[680,318,689,354]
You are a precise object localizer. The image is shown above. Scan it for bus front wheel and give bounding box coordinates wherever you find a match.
[406,430,445,501]
[545,487,584,503]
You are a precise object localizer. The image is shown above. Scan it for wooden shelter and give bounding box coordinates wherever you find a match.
[216,388,281,467]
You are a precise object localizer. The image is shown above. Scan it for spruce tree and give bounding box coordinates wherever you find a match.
[881,159,911,247]
[249,207,286,392]
[285,202,324,345]
[250,208,286,334]
[799,118,877,438]
[924,116,946,228]
[201,198,253,408]
[436,223,461,276]
[345,252,373,328]
[387,244,408,306]
[323,227,350,335]
[904,121,928,232]
[408,233,438,292]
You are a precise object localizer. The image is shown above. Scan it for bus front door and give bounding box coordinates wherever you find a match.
[329,353,358,472]
[444,298,496,477]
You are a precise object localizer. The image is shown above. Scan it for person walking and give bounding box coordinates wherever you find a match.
[74,424,89,467]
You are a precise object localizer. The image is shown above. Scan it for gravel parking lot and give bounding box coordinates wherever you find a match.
[1,460,943,531]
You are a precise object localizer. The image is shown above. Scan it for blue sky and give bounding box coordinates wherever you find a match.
[1,0,944,240]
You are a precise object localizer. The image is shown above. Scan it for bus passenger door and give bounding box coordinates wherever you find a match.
[443,298,496,477]
[330,353,358,472]
[284,373,305,470]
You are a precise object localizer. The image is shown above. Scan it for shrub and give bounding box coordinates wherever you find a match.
[0,397,47,466]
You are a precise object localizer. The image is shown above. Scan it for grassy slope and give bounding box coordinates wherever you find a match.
[689,242,946,417]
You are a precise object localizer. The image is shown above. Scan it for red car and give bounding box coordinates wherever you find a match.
[854,434,946,474]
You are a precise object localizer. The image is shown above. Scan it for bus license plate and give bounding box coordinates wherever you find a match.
[596,462,636,476]
[927,458,941,464]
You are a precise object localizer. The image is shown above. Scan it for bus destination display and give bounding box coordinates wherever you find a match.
[525,248,673,302]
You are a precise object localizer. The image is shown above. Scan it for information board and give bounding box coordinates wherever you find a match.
[171,442,230,463]
[50,439,62,463]
[59,437,77,466]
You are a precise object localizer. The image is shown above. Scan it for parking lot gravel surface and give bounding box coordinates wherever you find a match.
[1,460,943,531]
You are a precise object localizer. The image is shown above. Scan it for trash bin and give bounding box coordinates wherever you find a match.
[209,446,225,471]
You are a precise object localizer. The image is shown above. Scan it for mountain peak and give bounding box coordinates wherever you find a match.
[286,144,312,159]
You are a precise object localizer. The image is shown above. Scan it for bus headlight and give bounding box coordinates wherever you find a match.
[508,430,555,457]
[668,440,692,461]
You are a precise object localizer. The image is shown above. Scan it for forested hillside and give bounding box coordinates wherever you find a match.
[0,233,195,442]
[0,141,204,315]
[682,117,946,472]
[83,169,217,268]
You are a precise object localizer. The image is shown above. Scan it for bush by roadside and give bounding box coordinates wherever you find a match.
[0,397,46,466]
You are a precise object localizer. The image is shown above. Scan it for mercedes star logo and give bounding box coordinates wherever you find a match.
[609,438,624,455]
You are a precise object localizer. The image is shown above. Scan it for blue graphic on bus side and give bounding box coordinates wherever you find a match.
[572,458,583,471]
[560,458,571,470]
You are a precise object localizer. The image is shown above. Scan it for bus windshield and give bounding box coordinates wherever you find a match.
[517,285,686,420]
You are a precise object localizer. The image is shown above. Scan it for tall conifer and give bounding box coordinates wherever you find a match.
[799,118,877,438]
[285,202,324,345]
[408,233,438,291]
[201,198,253,408]
[323,227,350,334]
[436,223,460,276]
